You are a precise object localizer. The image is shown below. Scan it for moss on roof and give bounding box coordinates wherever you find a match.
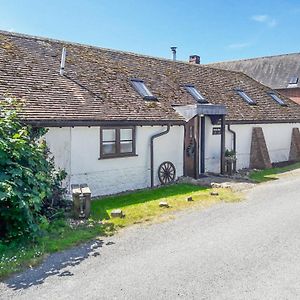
[0,30,299,125]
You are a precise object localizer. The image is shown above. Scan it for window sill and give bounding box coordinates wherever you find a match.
[98,153,138,160]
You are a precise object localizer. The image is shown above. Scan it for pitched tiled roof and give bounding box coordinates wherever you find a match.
[208,53,300,89]
[0,31,299,125]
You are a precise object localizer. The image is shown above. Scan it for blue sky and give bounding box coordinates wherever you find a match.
[0,0,299,63]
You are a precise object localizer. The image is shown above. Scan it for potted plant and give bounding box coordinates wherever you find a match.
[225,149,237,175]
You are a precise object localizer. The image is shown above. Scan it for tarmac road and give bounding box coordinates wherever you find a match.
[1,169,300,299]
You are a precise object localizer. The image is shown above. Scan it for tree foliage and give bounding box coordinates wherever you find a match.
[0,100,66,242]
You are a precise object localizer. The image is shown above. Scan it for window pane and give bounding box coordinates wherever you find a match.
[269,93,286,106]
[102,142,116,154]
[120,141,133,153]
[102,129,116,142]
[236,90,256,105]
[289,76,298,84]
[120,128,133,140]
[185,85,207,103]
[132,80,153,97]
[131,80,157,100]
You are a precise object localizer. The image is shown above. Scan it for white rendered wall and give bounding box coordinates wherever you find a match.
[199,120,300,173]
[45,126,184,197]
[45,127,71,188]
[226,123,300,170]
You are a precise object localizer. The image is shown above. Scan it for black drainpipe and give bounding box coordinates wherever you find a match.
[227,123,237,172]
[227,124,236,154]
[150,125,170,187]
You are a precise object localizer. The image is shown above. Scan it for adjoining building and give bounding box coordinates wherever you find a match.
[209,53,300,104]
[1,31,300,196]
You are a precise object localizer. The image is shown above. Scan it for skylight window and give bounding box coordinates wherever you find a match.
[131,79,157,101]
[289,76,298,85]
[268,92,287,106]
[235,89,256,105]
[185,85,208,103]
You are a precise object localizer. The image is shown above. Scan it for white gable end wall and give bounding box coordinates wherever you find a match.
[44,127,72,188]
[45,126,184,197]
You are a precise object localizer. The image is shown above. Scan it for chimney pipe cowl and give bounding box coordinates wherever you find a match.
[170,46,177,61]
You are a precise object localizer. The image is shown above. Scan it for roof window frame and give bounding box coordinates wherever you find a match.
[130,79,158,101]
[235,89,257,105]
[185,84,208,104]
[289,76,299,85]
[268,92,287,106]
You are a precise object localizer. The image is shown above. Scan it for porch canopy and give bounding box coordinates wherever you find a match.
[174,103,227,174]
[174,103,227,122]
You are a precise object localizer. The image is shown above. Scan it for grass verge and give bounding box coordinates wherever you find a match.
[249,162,300,183]
[1,183,240,280]
[0,220,114,280]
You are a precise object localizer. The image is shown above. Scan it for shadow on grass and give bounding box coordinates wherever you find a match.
[4,236,116,291]
[91,184,209,220]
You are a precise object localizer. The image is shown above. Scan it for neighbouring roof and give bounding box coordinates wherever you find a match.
[208,53,300,90]
[0,30,300,126]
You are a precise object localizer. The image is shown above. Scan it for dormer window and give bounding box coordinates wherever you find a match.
[235,89,256,105]
[185,85,208,103]
[268,92,287,106]
[131,79,157,101]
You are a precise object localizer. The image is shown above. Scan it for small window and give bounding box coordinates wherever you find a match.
[268,92,287,106]
[185,85,208,103]
[289,76,298,85]
[131,79,157,101]
[235,89,256,105]
[100,127,136,158]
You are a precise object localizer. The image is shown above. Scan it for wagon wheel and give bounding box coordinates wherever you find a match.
[158,161,176,185]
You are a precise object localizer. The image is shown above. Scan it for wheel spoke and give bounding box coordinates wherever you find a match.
[158,161,176,185]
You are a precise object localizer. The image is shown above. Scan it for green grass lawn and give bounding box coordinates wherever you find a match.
[0,183,240,280]
[249,162,300,183]
[91,183,240,227]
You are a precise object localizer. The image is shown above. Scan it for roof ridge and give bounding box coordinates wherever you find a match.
[0,30,249,76]
[0,29,206,69]
[207,52,300,65]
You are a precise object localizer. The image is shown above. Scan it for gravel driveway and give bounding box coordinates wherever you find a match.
[1,169,300,299]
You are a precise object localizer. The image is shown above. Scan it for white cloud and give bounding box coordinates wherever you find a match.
[252,15,268,22]
[226,42,251,50]
[251,14,277,28]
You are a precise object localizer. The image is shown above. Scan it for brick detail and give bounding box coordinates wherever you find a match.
[250,127,272,169]
[289,128,300,161]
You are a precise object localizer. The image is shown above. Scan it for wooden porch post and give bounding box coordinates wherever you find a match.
[220,115,226,174]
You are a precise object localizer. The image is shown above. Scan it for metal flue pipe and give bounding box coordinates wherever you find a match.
[60,47,67,76]
[170,47,177,61]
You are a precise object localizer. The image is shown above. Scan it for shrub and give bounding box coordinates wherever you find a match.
[0,99,66,242]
